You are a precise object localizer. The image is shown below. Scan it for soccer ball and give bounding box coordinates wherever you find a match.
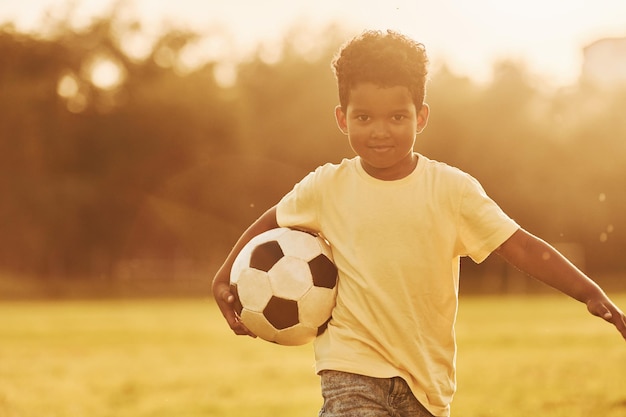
[230,227,338,346]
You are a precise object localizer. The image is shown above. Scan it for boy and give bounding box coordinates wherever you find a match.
[212,30,626,417]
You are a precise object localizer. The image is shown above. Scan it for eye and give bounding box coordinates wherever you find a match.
[392,114,407,121]
[356,114,370,122]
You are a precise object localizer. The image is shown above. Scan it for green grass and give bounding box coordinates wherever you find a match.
[0,295,624,417]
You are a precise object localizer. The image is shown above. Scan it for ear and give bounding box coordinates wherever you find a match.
[334,105,348,135]
[416,103,430,134]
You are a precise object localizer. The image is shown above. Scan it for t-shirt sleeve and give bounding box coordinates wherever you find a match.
[457,175,519,263]
[275,169,320,232]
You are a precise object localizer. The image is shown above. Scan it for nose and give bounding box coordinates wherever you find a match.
[370,120,390,138]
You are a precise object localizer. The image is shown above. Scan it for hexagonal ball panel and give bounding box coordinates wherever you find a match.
[268,256,313,300]
[240,309,278,342]
[274,324,318,346]
[298,286,337,327]
[237,268,273,312]
[277,229,322,261]
[263,296,299,330]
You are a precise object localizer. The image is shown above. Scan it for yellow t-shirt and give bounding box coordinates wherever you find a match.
[276,155,519,417]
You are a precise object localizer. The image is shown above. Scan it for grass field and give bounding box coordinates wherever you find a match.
[0,295,625,417]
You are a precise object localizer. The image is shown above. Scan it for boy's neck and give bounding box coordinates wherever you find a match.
[360,152,419,181]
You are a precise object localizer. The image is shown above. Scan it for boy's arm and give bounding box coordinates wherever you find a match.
[212,206,279,337]
[495,228,626,340]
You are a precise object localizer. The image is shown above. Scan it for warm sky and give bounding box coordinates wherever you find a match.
[1,0,626,87]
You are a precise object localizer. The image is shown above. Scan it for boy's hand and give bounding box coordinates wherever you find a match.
[213,278,257,338]
[211,206,278,339]
[586,296,626,340]
[496,229,626,341]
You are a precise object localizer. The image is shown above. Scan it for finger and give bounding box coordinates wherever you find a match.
[213,283,257,338]
[614,311,626,340]
[218,297,257,338]
[230,317,257,338]
[600,305,626,340]
[221,308,251,336]
[214,292,239,326]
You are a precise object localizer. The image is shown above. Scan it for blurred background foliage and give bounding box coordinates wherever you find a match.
[0,7,624,298]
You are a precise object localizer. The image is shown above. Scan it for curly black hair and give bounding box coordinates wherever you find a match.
[332,30,429,111]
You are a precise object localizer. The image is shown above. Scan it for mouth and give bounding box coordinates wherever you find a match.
[369,144,394,153]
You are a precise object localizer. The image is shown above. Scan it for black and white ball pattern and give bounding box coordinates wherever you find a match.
[230,228,338,346]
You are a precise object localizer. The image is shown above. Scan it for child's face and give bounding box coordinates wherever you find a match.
[335,83,429,181]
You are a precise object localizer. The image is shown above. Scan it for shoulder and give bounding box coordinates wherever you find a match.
[419,154,474,186]
[289,158,357,196]
[317,157,357,172]
[310,157,358,180]
[417,155,493,209]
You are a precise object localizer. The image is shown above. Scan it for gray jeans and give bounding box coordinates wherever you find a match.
[319,370,435,417]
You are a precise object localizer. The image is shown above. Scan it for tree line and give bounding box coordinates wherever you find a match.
[1,12,624,295]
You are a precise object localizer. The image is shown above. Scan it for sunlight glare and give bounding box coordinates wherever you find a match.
[2,0,626,88]
[117,31,154,63]
[288,25,331,63]
[57,73,79,98]
[57,71,87,113]
[258,39,283,65]
[176,41,208,75]
[88,57,125,90]
[213,62,237,88]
